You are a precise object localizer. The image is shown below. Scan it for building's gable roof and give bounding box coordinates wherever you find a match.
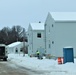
[30,23,44,30]
[50,12,76,21]
[7,42,22,47]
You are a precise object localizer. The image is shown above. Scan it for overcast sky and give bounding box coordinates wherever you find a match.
[0,0,76,30]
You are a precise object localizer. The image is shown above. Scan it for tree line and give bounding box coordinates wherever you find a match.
[0,25,27,45]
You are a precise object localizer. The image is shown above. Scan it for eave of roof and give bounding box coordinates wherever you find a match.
[30,23,44,30]
[50,12,76,21]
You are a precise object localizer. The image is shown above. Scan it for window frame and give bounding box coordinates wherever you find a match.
[37,33,41,38]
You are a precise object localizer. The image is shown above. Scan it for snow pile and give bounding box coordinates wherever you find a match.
[8,54,76,75]
[7,42,21,47]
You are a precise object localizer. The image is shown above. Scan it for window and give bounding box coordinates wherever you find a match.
[15,48,18,53]
[45,24,47,26]
[49,44,51,48]
[20,49,22,52]
[15,50,18,53]
[52,24,54,27]
[48,40,51,48]
[37,33,41,38]
[52,41,54,44]
[20,48,23,52]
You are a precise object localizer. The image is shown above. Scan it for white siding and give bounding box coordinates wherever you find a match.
[7,42,23,54]
[45,13,55,54]
[28,25,33,55]
[32,30,45,54]
[45,12,76,57]
[53,22,76,57]
[28,23,45,56]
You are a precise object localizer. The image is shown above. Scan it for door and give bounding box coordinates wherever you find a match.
[66,50,73,62]
[0,47,5,56]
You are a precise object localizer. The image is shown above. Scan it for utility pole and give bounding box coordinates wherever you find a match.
[23,28,26,56]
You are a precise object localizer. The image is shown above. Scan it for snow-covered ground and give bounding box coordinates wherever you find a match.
[8,53,76,75]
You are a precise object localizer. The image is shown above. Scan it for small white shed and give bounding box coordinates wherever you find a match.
[45,12,76,57]
[7,41,26,54]
[28,23,45,56]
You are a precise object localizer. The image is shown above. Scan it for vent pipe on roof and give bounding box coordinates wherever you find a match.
[39,21,41,23]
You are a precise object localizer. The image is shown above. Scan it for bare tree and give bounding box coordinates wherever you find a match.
[0,27,11,44]
[0,25,27,45]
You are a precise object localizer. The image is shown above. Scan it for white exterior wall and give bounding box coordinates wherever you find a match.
[28,25,33,55]
[28,24,45,56]
[45,13,55,55]
[32,30,45,54]
[45,13,76,57]
[53,21,76,57]
[7,42,24,54]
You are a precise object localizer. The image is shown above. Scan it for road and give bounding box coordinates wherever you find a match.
[0,60,29,75]
[0,60,45,75]
[0,60,67,75]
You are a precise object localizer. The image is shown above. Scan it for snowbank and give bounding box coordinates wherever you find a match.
[8,53,76,75]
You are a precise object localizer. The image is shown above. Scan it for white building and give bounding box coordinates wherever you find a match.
[45,12,76,57]
[7,41,28,54]
[28,23,45,56]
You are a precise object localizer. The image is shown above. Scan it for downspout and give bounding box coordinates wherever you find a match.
[45,24,46,53]
[32,30,33,53]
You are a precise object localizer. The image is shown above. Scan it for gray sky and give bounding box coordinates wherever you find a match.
[0,0,76,30]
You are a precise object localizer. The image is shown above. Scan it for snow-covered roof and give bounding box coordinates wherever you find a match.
[64,46,73,48]
[30,23,44,30]
[7,42,21,47]
[0,44,6,46]
[50,12,76,21]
